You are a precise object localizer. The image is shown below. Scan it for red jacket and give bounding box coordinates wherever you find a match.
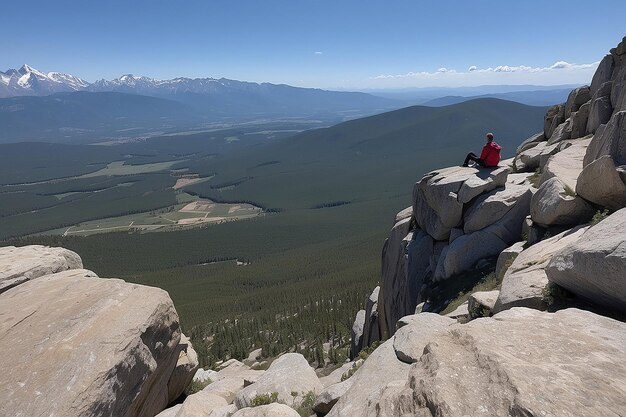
[480,141,502,167]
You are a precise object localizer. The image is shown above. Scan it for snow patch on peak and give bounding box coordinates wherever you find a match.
[19,64,47,78]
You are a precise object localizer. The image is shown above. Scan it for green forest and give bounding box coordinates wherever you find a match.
[2,98,545,366]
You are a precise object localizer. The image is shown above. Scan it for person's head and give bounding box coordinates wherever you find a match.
[486,132,494,142]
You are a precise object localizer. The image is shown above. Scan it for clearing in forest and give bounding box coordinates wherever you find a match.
[46,195,262,236]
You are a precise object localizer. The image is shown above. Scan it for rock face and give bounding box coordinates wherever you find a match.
[564,85,591,119]
[0,265,185,417]
[0,245,83,293]
[167,334,199,404]
[546,208,626,312]
[407,308,626,417]
[530,177,594,227]
[434,185,532,280]
[412,166,509,240]
[378,216,412,339]
[544,104,564,139]
[587,81,613,134]
[361,286,380,348]
[585,110,626,165]
[577,155,626,209]
[349,309,365,358]
[347,37,626,416]
[234,353,322,409]
[539,137,591,190]
[463,183,531,234]
[494,226,588,313]
[590,54,614,97]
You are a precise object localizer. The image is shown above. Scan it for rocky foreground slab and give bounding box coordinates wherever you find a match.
[0,247,197,417]
[334,308,626,417]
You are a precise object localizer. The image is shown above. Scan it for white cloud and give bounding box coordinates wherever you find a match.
[369,60,600,87]
[314,51,323,55]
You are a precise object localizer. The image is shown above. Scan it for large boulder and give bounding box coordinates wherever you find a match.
[611,46,626,112]
[463,183,532,233]
[576,155,626,210]
[564,85,591,119]
[407,308,626,417]
[590,54,615,97]
[546,208,626,313]
[457,166,510,203]
[0,245,83,293]
[539,137,592,190]
[392,313,455,363]
[530,177,594,227]
[231,404,300,417]
[0,268,184,417]
[412,166,509,240]
[174,390,229,417]
[434,185,532,280]
[494,226,588,313]
[234,353,322,409]
[325,338,411,417]
[570,101,591,139]
[587,81,613,134]
[546,118,572,145]
[544,104,565,139]
[584,111,626,166]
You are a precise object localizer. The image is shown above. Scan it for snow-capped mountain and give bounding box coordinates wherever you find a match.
[1,65,397,121]
[89,74,290,96]
[0,64,89,98]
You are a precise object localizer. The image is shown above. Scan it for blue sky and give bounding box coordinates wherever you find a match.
[2,0,625,89]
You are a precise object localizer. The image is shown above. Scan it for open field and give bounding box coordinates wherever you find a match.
[79,160,182,177]
[42,196,262,237]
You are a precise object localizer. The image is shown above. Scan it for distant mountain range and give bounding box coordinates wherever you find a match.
[0,65,401,136]
[0,65,89,98]
[0,65,571,144]
[1,64,397,115]
[421,88,574,107]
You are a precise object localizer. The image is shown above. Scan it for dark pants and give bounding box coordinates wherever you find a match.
[463,152,486,167]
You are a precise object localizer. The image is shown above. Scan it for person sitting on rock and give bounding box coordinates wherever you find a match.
[462,132,501,167]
